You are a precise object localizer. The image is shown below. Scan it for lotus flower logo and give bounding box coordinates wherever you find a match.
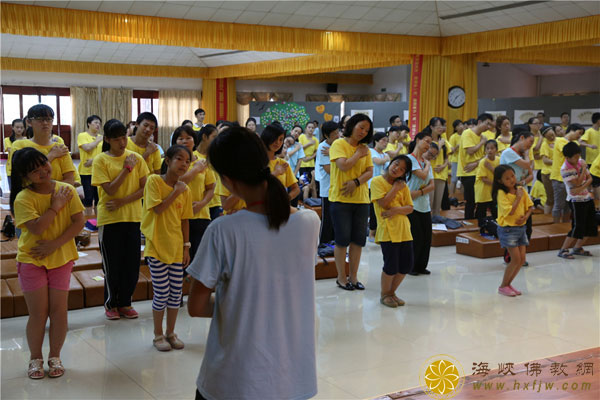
[420,355,465,399]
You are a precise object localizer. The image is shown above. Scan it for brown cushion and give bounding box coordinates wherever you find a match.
[6,278,27,316]
[0,258,17,279]
[1,279,14,318]
[315,257,349,280]
[432,219,479,247]
[73,269,105,307]
[68,274,84,310]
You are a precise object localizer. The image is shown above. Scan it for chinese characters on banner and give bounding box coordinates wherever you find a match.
[409,55,423,139]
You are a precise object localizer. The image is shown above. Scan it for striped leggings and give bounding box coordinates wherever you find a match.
[146,257,184,311]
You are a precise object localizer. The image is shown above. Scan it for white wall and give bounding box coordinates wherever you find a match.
[369,65,410,96]
[1,70,202,90]
[235,80,372,102]
[540,71,600,96]
[477,63,537,99]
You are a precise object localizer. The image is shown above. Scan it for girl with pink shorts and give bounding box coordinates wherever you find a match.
[10,145,85,380]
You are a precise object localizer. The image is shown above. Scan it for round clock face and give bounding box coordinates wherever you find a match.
[448,86,466,108]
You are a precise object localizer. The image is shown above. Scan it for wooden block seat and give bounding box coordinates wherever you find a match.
[73,269,105,307]
[140,265,153,299]
[455,228,548,258]
[1,239,18,260]
[315,256,349,280]
[68,274,84,310]
[439,208,465,220]
[535,223,600,250]
[72,250,103,272]
[531,213,555,226]
[133,272,149,301]
[303,205,322,219]
[1,279,14,318]
[431,219,479,247]
[1,258,17,279]
[6,278,27,316]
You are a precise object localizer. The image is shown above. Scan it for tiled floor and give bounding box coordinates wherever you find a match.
[1,241,598,399]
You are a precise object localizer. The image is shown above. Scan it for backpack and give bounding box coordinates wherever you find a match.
[317,241,334,260]
[479,216,499,238]
[1,214,15,240]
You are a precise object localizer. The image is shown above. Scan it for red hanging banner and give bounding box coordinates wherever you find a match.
[408,54,423,138]
[216,78,228,122]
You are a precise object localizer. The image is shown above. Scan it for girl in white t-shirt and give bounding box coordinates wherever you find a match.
[186,127,320,400]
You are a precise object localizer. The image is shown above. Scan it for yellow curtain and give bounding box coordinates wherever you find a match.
[477,46,600,67]
[0,3,440,56]
[0,57,206,78]
[202,79,217,125]
[442,15,600,55]
[262,73,373,85]
[226,78,237,122]
[157,89,202,150]
[70,86,100,153]
[100,88,132,128]
[447,54,478,127]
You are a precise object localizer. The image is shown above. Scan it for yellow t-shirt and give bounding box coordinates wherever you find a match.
[188,155,216,220]
[92,150,149,226]
[475,157,499,203]
[449,133,460,163]
[540,140,554,176]
[51,134,64,145]
[458,129,484,177]
[482,130,496,141]
[9,139,76,182]
[329,138,373,204]
[141,175,194,264]
[77,132,103,175]
[269,158,297,189]
[581,127,600,164]
[15,181,84,268]
[384,142,398,156]
[370,176,413,243]
[497,189,534,227]
[298,133,317,168]
[127,137,162,174]
[196,152,222,208]
[384,141,408,156]
[532,135,544,171]
[550,137,570,181]
[590,153,600,177]
[215,180,246,214]
[4,137,12,151]
[530,180,546,206]
[431,141,450,181]
[496,134,512,155]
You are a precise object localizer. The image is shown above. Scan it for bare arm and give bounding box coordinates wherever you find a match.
[410,179,434,200]
[288,183,300,200]
[80,135,103,152]
[187,278,214,318]
[152,183,186,215]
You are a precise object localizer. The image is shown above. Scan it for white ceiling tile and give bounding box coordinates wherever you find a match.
[395,1,423,11]
[271,2,302,14]
[376,1,402,9]
[209,9,243,23]
[340,5,371,19]
[156,3,191,19]
[236,10,268,25]
[362,6,389,21]
[66,1,100,12]
[550,4,588,19]
[284,14,314,28]
[184,6,217,20]
[402,10,431,24]
[416,2,438,12]
[218,1,249,11]
[408,23,439,36]
[127,1,163,17]
[34,1,70,8]
[319,4,350,18]
[259,12,293,27]
[328,18,360,29]
[368,21,397,34]
[576,1,600,14]
[97,1,133,14]
[295,3,326,17]
[345,20,378,32]
[247,1,277,12]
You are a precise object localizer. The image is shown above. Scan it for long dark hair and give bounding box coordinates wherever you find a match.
[492,164,515,202]
[208,127,290,230]
[102,119,127,152]
[408,130,432,154]
[261,123,286,155]
[9,148,49,215]
[10,119,24,142]
[386,154,412,182]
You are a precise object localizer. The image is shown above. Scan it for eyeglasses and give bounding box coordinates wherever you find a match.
[31,117,54,123]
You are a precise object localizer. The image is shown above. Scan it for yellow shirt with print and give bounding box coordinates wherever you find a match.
[449,133,461,163]
[215,180,246,214]
[581,127,600,164]
[142,175,194,264]
[127,137,162,173]
[298,133,317,168]
[550,137,570,181]
[431,141,450,181]
[540,140,553,176]
[15,181,84,268]
[370,176,413,243]
[92,150,149,226]
[590,153,600,177]
[458,129,484,177]
[497,189,534,227]
[329,138,373,204]
[196,152,222,208]
[77,131,103,175]
[9,139,76,182]
[188,155,216,220]
[475,157,499,203]
[269,158,297,189]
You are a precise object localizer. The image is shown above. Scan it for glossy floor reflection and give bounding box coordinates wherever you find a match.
[1,243,598,399]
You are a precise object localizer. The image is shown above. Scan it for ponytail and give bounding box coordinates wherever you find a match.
[264,171,291,230]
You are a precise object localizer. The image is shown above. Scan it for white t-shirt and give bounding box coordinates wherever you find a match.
[186,209,320,400]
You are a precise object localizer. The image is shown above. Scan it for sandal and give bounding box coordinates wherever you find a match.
[166,333,185,350]
[153,335,172,352]
[557,249,575,259]
[392,295,405,306]
[380,295,398,308]
[47,357,64,378]
[28,358,44,379]
[571,247,592,256]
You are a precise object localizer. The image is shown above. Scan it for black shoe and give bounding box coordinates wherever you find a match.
[351,281,365,290]
[336,280,354,291]
[408,271,419,276]
[420,269,431,275]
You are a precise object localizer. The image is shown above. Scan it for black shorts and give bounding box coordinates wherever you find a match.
[380,241,414,275]
[568,200,598,239]
[591,173,600,188]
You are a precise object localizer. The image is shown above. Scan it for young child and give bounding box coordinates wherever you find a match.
[142,145,194,351]
[10,148,85,379]
[127,112,161,174]
[196,125,222,220]
[557,142,597,258]
[77,115,103,215]
[315,121,340,245]
[370,155,414,308]
[5,118,26,186]
[448,119,464,196]
[186,127,320,400]
[261,123,301,201]
[92,120,149,320]
[475,140,499,226]
[590,153,600,211]
[493,165,534,297]
[369,132,391,241]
